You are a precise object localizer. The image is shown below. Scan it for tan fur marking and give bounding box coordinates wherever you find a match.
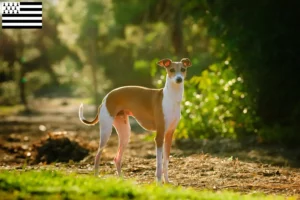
[154,89,165,147]
[106,86,164,131]
[180,58,192,68]
[166,62,187,79]
[105,86,165,146]
[165,60,171,67]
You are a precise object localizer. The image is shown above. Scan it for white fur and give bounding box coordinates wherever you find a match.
[163,154,169,182]
[162,75,183,132]
[161,74,183,183]
[156,146,163,184]
[78,103,88,125]
[99,100,114,135]
[94,100,114,176]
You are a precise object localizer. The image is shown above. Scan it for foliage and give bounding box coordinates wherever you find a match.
[0,170,288,200]
[0,81,20,105]
[178,62,257,139]
[200,0,300,144]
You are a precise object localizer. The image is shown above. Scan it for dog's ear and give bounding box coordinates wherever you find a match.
[157,58,172,68]
[181,58,192,67]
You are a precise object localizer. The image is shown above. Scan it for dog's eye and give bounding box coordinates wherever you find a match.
[181,68,186,72]
[169,68,175,72]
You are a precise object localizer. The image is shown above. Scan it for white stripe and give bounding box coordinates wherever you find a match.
[20,5,42,9]
[2,17,42,20]
[19,11,42,14]
[2,23,42,26]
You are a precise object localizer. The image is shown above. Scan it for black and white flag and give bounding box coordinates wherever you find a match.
[1,2,42,29]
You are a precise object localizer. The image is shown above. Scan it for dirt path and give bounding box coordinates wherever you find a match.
[0,98,300,197]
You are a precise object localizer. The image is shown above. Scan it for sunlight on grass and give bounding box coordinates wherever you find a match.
[0,170,294,200]
[143,132,156,142]
[0,105,25,116]
[73,98,93,105]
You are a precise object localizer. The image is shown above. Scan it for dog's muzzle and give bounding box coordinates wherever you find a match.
[176,77,183,83]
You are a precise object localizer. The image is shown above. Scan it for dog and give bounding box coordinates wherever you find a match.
[79,58,192,184]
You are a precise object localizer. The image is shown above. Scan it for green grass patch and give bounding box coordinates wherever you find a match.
[73,97,93,105]
[0,105,25,116]
[143,132,156,142]
[0,170,293,200]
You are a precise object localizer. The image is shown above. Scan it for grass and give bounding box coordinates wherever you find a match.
[0,105,25,116]
[0,170,294,200]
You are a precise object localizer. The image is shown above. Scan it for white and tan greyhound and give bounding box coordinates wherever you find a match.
[79,58,192,184]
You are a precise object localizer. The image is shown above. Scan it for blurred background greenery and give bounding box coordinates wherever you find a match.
[0,0,299,146]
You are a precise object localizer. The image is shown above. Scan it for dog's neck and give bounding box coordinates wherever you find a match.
[163,75,184,103]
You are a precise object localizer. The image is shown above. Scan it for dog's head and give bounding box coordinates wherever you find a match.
[157,58,192,84]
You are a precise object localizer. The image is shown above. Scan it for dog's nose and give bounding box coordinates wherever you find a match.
[176,77,182,83]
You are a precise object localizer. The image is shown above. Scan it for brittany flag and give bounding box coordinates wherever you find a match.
[1,2,42,29]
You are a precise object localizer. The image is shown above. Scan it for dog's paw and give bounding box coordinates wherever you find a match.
[164,180,176,185]
[156,180,163,186]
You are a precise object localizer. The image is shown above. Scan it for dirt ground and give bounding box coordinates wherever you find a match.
[0,98,300,197]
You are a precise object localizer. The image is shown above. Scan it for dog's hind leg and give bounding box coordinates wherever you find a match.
[94,102,114,177]
[113,114,131,177]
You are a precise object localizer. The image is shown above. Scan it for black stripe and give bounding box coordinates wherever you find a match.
[2,14,42,17]
[20,8,42,11]
[20,2,42,5]
[2,26,42,29]
[2,20,42,23]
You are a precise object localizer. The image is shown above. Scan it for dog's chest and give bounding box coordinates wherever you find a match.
[162,94,181,131]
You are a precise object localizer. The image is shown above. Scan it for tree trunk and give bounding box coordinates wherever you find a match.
[89,40,100,112]
[17,31,29,111]
[19,70,28,109]
[171,5,185,58]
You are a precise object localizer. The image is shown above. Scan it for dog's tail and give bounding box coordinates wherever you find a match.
[79,103,101,126]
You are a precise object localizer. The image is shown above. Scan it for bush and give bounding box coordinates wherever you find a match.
[0,81,20,105]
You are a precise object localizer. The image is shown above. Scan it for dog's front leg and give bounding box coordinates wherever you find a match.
[163,130,174,183]
[155,128,164,184]
[155,146,163,184]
